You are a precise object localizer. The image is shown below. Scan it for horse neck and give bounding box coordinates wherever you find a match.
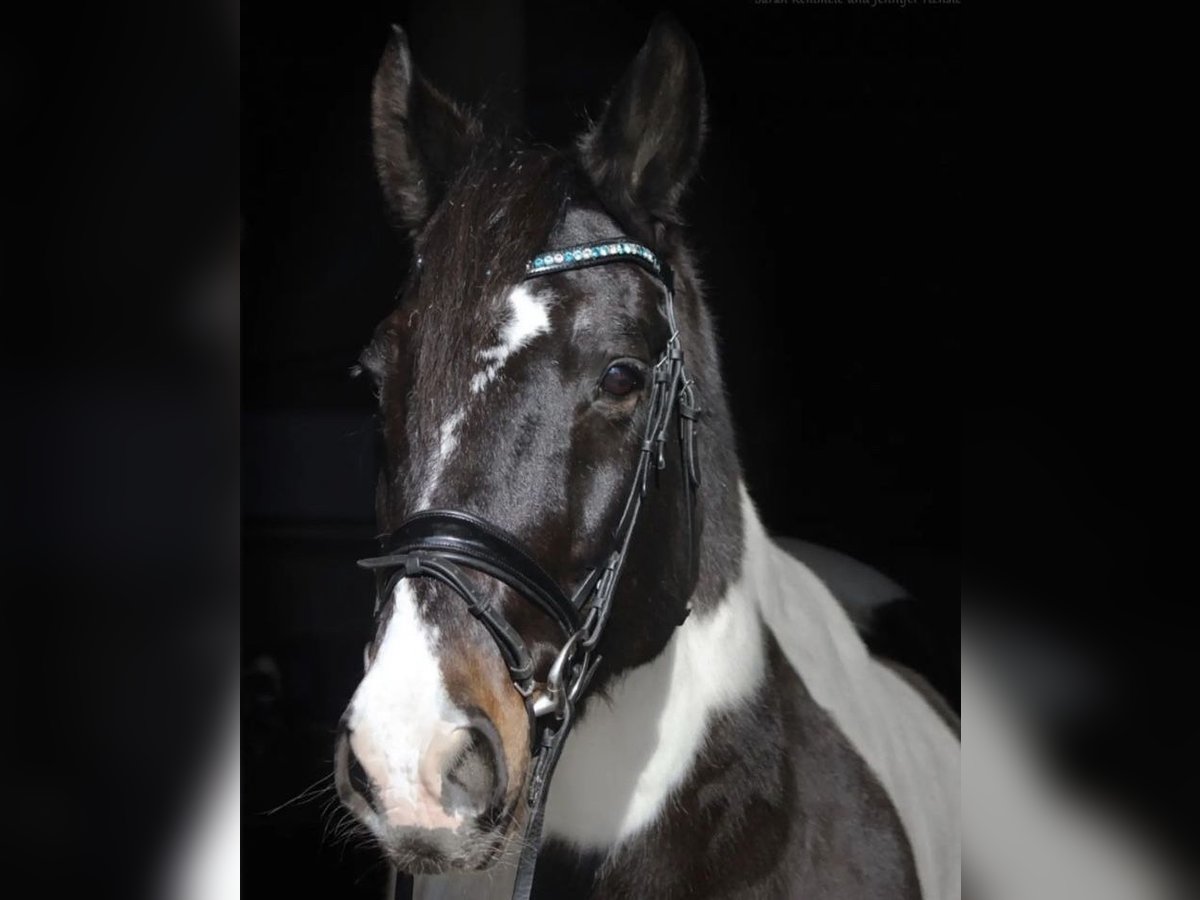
[542,475,775,851]
[543,263,785,849]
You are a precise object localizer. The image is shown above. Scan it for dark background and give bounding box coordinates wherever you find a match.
[243,1,959,895]
[4,1,1194,897]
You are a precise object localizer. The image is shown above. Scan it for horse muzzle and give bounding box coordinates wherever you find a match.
[334,711,511,872]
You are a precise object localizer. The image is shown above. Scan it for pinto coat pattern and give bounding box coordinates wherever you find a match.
[337,14,960,900]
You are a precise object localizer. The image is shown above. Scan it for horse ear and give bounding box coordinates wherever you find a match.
[372,25,482,233]
[577,15,706,230]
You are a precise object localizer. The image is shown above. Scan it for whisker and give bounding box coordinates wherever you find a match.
[262,772,337,816]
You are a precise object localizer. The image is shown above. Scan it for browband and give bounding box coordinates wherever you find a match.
[525,238,674,293]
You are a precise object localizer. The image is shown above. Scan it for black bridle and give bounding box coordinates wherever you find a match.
[358,238,701,900]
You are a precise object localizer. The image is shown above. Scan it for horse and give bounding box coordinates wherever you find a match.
[334,16,960,900]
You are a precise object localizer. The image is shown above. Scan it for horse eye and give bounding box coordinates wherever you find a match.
[600,363,643,397]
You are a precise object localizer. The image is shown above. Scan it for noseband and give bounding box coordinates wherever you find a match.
[358,238,701,899]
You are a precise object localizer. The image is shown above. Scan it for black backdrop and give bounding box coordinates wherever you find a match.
[243,2,960,895]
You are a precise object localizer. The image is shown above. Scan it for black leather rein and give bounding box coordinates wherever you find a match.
[358,237,700,900]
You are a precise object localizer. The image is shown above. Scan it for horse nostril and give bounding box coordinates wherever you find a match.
[334,730,382,825]
[347,744,374,803]
[336,720,379,815]
[441,716,507,818]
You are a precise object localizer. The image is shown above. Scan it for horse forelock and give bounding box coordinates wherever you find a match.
[407,143,574,364]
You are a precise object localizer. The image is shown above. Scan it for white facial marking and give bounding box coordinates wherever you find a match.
[470,285,552,395]
[417,286,552,507]
[438,410,465,458]
[417,410,466,508]
[348,581,469,832]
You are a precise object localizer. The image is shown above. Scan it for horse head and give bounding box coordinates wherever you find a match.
[333,15,744,876]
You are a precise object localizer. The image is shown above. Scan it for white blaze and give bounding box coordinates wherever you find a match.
[418,285,552,507]
[347,581,468,831]
[471,285,552,394]
[417,410,466,508]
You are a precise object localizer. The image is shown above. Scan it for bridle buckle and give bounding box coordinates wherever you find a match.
[531,630,590,719]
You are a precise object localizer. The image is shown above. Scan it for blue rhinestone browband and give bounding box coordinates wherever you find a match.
[525,239,663,278]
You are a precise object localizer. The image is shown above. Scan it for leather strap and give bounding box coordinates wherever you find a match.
[359,510,583,637]
[512,696,575,900]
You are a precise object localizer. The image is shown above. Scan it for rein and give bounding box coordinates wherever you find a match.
[358,238,701,900]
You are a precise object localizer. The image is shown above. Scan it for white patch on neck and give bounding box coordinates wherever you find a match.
[542,549,767,849]
[347,581,468,830]
[745,483,961,900]
[537,482,958,899]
